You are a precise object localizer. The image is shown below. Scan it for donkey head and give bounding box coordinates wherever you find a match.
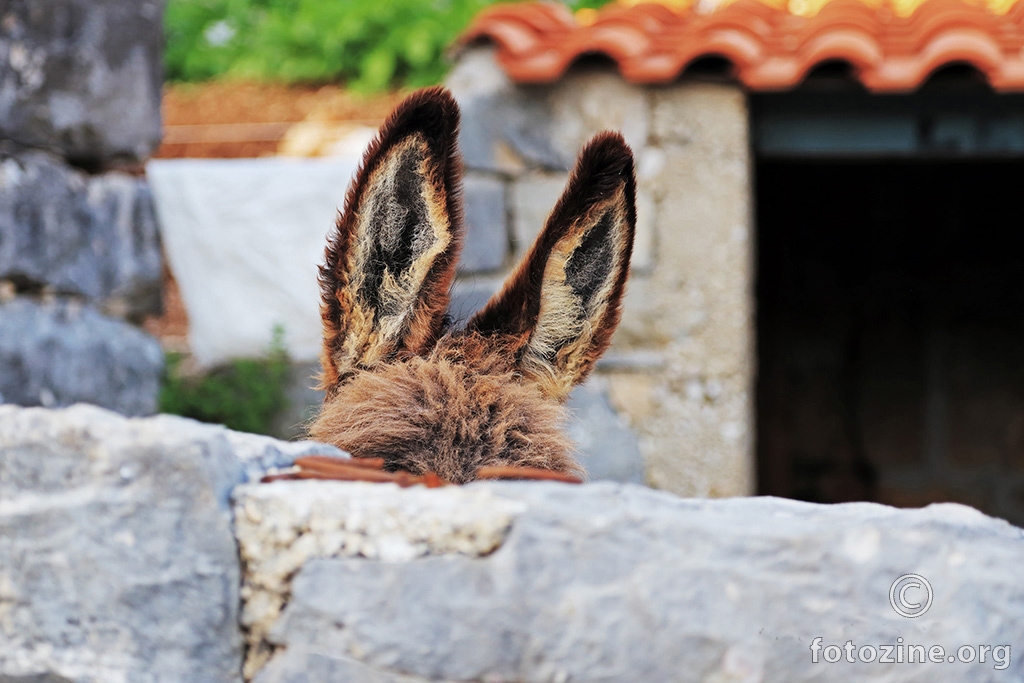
[309,87,636,484]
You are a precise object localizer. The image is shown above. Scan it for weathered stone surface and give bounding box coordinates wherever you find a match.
[547,66,651,167]
[619,81,755,497]
[459,173,507,273]
[235,481,524,678]
[0,148,163,317]
[0,404,343,683]
[448,50,653,175]
[243,482,1024,682]
[0,0,163,162]
[567,379,645,484]
[509,172,569,254]
[0,298,163,416]
[447,47,563,173]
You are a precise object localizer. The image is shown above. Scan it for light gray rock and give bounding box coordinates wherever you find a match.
[509,172,569,255]
[0,149,163,317]
[567,379,645,484]
[547,67,651,168]
[0,404,344,683]
[235,481,522,679]
[249,482,1024,682]
[459,173,507,273]
[447,48,564,173]
[446,277,500,326]
[256,652,430,683]
[0,297,163,416]
[0,0,163,162]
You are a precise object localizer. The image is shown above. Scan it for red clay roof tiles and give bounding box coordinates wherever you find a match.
[460,0,1024,91]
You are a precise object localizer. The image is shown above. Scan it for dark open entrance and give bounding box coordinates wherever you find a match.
[753,80,1024,526]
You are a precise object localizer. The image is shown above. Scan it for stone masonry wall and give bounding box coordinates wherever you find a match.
[0,0,165,415]
[446,48,755,496]
[3,405,1022,683]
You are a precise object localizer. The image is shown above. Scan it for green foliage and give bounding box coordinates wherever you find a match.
[164,0,616,90]
[159,326,291,435]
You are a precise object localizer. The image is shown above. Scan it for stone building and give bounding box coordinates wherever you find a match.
[449,0,1024,525]
[0,0,165,415]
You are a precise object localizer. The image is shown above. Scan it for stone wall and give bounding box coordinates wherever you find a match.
[0,0,165,415]
[2,405,1022,682]
[446,48,755,496]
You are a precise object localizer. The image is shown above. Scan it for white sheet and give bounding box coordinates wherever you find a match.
[147,157,360,367]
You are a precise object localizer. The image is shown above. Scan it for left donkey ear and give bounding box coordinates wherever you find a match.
[468,132,636,401]
[318,86,463,390]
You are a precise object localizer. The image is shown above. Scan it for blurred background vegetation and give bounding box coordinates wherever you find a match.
[165,0,615,91]
[159,326,292,434]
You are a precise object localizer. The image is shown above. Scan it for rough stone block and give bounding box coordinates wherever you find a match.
[0,0,164,162]
[0,404,343,683]
[567,378,645,484]
[239,482,1024,682]
[651,82,749,155]
[460,173,507,273]
[269,361,325,441]
[548,66,651,166]
[235,481,524,678]
[510,172,569,254]
[0,297,163,416]
[0,148,163,317]
[614,81,754,498]
[447,47,563,173]
[634,185,656,271]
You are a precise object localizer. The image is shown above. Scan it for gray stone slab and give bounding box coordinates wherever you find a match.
[251,483,1024,682]
[0,405,343,683]
[256,651,431,683]
[0,297,163,416]
[0,0,163,162]
[509,173,568,255]
[0,406,241,682]
[0,148,163,317]
[447,48,564,173]
[459,173,507,273]
[567,379,645,484]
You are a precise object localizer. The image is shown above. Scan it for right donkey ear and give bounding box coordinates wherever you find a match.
[319,87,463,389]
[468,132,636,401]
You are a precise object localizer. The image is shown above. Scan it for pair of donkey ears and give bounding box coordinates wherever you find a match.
[319,87,636,401]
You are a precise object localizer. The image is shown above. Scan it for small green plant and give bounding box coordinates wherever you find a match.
[164,0,616,90]
[159,326,291,435]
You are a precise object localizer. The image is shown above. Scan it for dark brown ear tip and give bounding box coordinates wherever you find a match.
[384,86,461,144]
[578,131,635,180]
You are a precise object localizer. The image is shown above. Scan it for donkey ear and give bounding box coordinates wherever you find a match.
[319,86,463,389]
[468,132,635,401]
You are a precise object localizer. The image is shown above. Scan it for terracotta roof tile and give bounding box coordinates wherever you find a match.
[460,0,1024,91]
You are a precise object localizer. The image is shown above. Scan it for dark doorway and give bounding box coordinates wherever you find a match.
[755,158,1024,526]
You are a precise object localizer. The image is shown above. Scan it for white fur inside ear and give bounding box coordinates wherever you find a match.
[341,135,451,367]
[522,190,630,399]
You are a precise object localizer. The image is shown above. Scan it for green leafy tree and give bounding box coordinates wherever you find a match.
[165,0,616,90]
